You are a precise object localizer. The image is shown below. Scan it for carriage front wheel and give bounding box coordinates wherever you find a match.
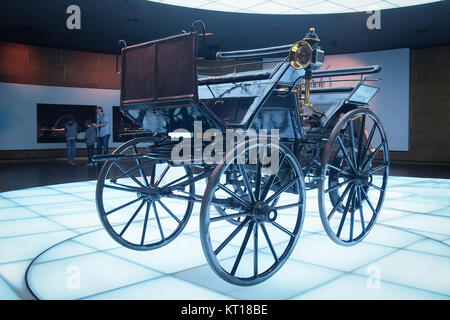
[319,108,389,246]
[200,139,306,286]
[96,137,194,251]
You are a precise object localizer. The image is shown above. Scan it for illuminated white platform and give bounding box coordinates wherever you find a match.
[0,176,449,299]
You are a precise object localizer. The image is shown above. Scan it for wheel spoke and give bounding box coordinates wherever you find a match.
[357,186,366,233]
[133,146,149,187]
[369,163,389,174]
[152,201,165,240]
[157,200,182,225]
[210,212,248,223]
[275,202,303,211]
[231,221,254,276]
[336,136,357,173]
[361,124,377,162]
[109,161,154,184]
[212,205,227,217]
[150,163,156,185]
[119,200,146,236]
[238,164,256,203]
[104,184,142,193]
[209,198,248,211]
[325,178,352,194]
[163,174,190,188]
[217,184,249,208]
[105,197,143,216]
[214,217,250,255]
[255,161,262,201]
[271,221,295,238]
[260,224,279,263]
[361,187,378,216]
[253,223,258,277]
[368,183,384,192]
[362,142,384,170]
[327,182,352,220]
[260,154,286,201]
[265,176,299,204]
[357,114,367,168]
[349,189,357,241]
[155,164,170,187]
[141,202,150,245]
[327,164,352,177]
[348,119,357,169]
[337,186,355,238]
[110,165,140,183]
[270,196,281,208]
[113,161,146,188]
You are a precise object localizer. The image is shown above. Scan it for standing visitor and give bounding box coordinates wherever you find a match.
[84,119,97,166]
[65,114,78,166]
[93,106,111,155]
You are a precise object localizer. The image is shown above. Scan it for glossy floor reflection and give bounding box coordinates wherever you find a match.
[0,176,449,300]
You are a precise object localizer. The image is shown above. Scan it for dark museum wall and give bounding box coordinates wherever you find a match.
[0,41,449,164]
[394,45,450,164]
[0,41,120,89]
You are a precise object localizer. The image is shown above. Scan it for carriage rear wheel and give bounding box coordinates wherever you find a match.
[96,137,194,251]
[319,108,389,246]
[200,139,305,286]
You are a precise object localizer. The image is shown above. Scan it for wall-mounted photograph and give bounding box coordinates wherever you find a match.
[36,103,97,143]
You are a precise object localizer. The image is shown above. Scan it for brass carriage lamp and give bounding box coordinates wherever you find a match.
[303,27,324,70]
[289,27,325,114]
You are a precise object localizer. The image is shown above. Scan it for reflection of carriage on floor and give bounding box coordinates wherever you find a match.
[94,26,389,286]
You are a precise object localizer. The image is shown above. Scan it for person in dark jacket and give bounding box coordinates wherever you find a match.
[65,114,78,166]
[84,119,97,166]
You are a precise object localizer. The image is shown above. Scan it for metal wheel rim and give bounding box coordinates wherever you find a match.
[319,108,389,246]
[200,140,306,285]
[96,137,194,251]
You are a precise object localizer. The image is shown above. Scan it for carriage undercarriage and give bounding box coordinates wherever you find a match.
[94,28,389,286]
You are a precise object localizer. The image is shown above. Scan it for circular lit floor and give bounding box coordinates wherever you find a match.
[0,176,449,299]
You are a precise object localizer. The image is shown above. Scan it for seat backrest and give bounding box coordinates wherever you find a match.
[120,33,198,108]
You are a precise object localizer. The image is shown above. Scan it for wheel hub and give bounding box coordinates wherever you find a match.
[353,170,371,186]
[138,189,161,201]
[252,202,277,223]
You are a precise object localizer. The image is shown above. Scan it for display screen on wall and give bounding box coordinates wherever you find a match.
[37,103,97,143]
[112,106,144,142]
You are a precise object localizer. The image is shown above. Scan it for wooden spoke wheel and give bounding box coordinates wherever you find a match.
[96,137,194,251]
[319,108,389,246]
[200,139,306,285]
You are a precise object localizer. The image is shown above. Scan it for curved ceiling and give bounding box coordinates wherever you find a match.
[0,0,449,57]
[148,0,444,15]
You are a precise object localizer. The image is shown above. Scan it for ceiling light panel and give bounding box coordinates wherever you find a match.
[301,2,354,14]
[214,0,266,10]
[152,0,443,14]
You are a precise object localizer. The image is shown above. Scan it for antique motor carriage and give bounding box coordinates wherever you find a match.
[94,26,389,286]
